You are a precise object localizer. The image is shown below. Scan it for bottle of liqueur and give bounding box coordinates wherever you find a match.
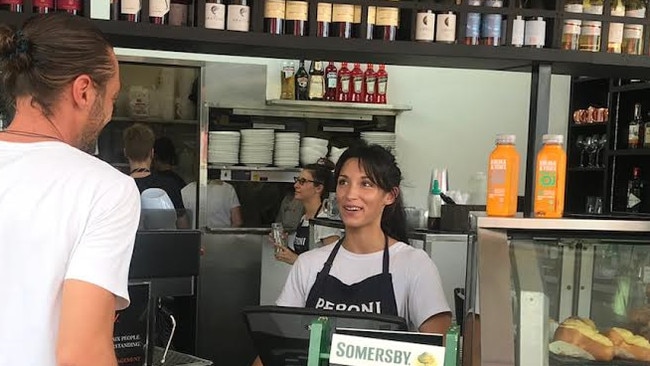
[280,61,296,100]
[34,0,55,13]
[308,61,325,100]
[206,0,227,30]
[465,0,482,45]
[524,17,546,48]
[627,167,644,213]
[607,0,625,53]
[415,7,436,42]
[350,63,364,102]
[57,0,82,15]
[285,0,308,36]
[331,4,354,38]
[511,15,525,46]
[0,0,23,12]
[109,0,119,19]
[317,2,332,37]
[374,6,399,41]
[629,103,643,149]
[644,112,650,148]
[337,62,352,102]
[578,0,603,52]
[227,0,250,31]
[295,60,309,100]
[363,64,377,103]
[435,2,456,44]
[481,0,503,46]
[120,0,141,22]
[375,64,388,104]
[149,0,170,24]
[170,0,190,26]
[264,0,285,34]
[324,61,338,101]
[622,0,646,55]
[561,0,583,50]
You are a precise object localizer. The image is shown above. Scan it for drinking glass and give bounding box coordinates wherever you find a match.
[271,222,286,253]
[576,135,586,167]
[596,134,607,167]
[585,136,598,167]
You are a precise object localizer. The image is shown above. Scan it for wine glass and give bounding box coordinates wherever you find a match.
[596,134,607,167]
[576,135,586,167]
[585,136,598,167]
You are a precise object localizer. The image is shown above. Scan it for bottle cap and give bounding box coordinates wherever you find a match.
[543,134,564,144]
[432,179,442,195]
[496,134,516,144]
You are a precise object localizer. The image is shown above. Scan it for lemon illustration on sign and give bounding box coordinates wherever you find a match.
[413,352,437,366]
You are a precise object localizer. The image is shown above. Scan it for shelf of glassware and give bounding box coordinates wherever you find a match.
[207,164,300,183]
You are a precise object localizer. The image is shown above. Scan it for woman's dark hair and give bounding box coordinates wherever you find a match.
[0,13,114,117]
[304,158,334,201]
[154,137,178,165]
[334,142,408,243]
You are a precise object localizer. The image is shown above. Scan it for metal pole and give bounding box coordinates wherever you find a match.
[524,63,552,217]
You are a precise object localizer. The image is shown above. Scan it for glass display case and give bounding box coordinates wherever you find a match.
[465,217,650,366]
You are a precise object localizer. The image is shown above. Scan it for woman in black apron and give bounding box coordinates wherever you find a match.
[273,161,341,264]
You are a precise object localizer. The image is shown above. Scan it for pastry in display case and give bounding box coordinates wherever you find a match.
[466,217,650,366]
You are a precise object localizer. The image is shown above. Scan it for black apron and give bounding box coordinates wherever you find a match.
[292,203,322,255]
[305,235,399,316]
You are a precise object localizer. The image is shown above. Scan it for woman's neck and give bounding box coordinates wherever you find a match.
[343,226,388,254]
[303,196,322,219]
[129,160,151,178]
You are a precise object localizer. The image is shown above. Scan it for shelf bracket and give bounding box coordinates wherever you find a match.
[524,63,552,217]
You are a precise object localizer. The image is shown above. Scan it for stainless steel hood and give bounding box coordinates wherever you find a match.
[205,62,410,121]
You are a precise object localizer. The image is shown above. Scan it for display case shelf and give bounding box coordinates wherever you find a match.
[111,116,199,125]
[609,149,650,156]
[208,164,300,183]
[567,166,605,172]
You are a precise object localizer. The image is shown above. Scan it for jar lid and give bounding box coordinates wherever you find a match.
[543,134,564,144]
[496,134,516,144]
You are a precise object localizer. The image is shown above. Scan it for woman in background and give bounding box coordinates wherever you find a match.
[273,161,342,265]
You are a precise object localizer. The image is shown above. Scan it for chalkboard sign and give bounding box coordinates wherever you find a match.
[113,282,151,366]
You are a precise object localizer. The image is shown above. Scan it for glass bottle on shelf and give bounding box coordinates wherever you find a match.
[324,61,338,101]
[644,112,650,148]
[149,0,170,24]
[512,15,525,47]
[578,0,604,52]
[227,0,250,32]
[352,6,376,39]
[363,63,377,103]
[57,0,82,15]
[337,62,352,102]
[317,2,332,37]
[622,0,646,55]
[110,0,119,19]
[264,0,286,34]
[465,0,482,45]
[375,64,388,104]
[481,0,503,46]
[170,0,190,26]
[120,0,141,21]
[524,17,546,48]
[629,103,643,149]
[416,6,436,42]
[607,0,626,53]
[331,4,354,38]
[374,5,399,41]
[562,0,583,50]
[295,60,309,100]
[206,0,227,30]
[350,63,364,103]
[0,0,23,12]
[280,61,296,100]
[308,61,325,100]
[33,0,54,14]
[627,167,643,212]
[285,0,308,36]
[436,5,457,44]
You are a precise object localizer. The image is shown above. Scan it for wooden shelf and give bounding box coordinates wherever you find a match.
[5,11,650,77]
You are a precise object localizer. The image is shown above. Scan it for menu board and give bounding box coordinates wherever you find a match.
[113,283,151,366]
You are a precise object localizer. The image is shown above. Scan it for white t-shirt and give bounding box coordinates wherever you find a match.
[277,241,451,330]
[0,141,141,366]
[181,180,240,228]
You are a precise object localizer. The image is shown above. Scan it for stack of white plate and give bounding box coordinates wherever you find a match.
[208,131,240,165]
[300,137,329,166]
[274,132,300,167]
[240,129,275,167]
[361,132,396,152]
[328,146,348,165]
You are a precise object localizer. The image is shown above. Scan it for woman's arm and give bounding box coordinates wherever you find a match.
[418,311,452,334]
[230,206,243,227]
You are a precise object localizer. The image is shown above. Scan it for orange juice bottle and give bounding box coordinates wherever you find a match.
[534,134,567,218]
[486,134,520,217]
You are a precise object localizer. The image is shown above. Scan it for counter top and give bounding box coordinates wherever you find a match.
[476,216,650,232]
[310,218,468,242]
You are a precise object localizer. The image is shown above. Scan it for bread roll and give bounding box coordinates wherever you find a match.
[550,318,614,362]
[605,327,650,362]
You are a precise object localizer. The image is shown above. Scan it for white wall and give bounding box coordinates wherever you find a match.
[115,48,571,209]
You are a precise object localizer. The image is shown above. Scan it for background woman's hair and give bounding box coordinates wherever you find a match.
[123,123,155,162]
[0,13,114,117]
[304,158,335,201]
[334,141,408,243]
